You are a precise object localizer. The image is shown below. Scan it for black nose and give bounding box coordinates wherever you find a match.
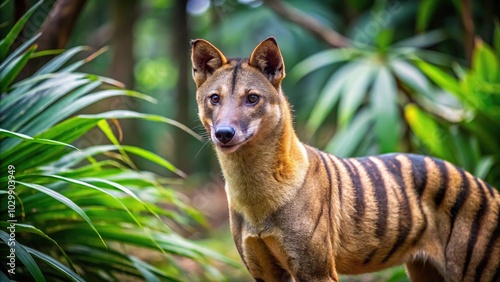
[214,126,235,144]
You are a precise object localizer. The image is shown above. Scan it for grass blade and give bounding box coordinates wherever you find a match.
[17,181,107,249]
[26,247,85,282]
[0,45,37,92]
[0,0,42,60]
[0,128,77,157]
[0,230,45,282]
[0,33,41,71]
[0,222,77,273]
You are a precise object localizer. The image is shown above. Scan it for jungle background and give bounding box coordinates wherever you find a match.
[1,0,499,281]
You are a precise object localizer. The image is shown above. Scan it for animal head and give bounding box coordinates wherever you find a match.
[191,37,286,154]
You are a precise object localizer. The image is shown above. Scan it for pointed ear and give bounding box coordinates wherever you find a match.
[191,39,228,87]
[249,37,285,86]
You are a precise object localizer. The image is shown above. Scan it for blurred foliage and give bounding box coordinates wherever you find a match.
[1,0,499,281]
[0,2,236,281]
[413,37,500,186]
[292,29,451,155]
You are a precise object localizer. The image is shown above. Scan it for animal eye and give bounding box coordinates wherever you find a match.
[246,94,260,105]
[209,94,220,105]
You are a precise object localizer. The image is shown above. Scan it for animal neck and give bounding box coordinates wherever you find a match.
[216,98,309,224]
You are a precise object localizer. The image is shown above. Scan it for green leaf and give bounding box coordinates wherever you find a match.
[393,30,446,48]
[0,0,42,60]
[0,45,37,92]
[305,61,357,136]
[38,46,88,74]
[0,128,77,154]
[121,145,186,177]
[472,39,499,83]
[48,143,185,177]
[494,21,500,55]
[416,0,439,32]
[449,127,476,171]
[0,271,11,282]
[375,29,393,51]
[370,67,400,153]
[338,61,376,126]
[289,48,352,81]
[475,156,494,180]
[97,119,136,168]
[26,247,85,282]
[45,145,128,170]
[0,222,77,273]
[391,59,433,98]
[77,110,202,141]
[1,73,87,110]
[0,0,9,9]
[326,109,373,157]
[0,33,41,71]
[1,90,158,153]
[129,256,165,282]
[17,181,107,249]
[404,104,454,161]
[30,174,174,237]
[417,60,463,97]
[4,47,89,103]
[0,230,46,282]
[7,78,90,132]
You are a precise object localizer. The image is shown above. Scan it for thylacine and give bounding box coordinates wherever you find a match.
[191,37,500,281]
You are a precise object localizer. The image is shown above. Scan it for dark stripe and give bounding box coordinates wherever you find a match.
[449,168,470,229]
[329,156,343,205]
[359,157,388,239]
[474,204,500,281]
[230,210,249,270]
[409,154,428,196]
[411,211,427,246]
[492,267,500,282]
[485,182,495,197]
[341,159,365,225]
[409,155,428,245]
[230,60,242,95]
[462,178,488,279]
[381,156,412,263]
[445,168,470,258]
[433,158,449,207]
[312,203,325,234]
[317,150,336,243]
[362,249,377,265]
[317,151,333,196]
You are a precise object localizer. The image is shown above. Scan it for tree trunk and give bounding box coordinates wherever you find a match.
[18,0,86,79]
[107,0,140,147]
[171,0,191,172]
[36,0,87,50]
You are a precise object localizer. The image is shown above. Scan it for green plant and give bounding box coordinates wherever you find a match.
[0,2,237,281]
[411,35,500,187]
[292,27,452,157]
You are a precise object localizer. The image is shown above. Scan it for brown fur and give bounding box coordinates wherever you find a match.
[191,37,500,282]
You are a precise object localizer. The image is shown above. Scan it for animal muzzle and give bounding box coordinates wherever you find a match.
[214,126,236,144]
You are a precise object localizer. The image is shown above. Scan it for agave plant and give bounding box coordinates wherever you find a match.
[0,2,237,281]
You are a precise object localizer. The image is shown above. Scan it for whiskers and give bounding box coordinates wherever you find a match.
[193,123,209,138]
[193,124,213,159]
